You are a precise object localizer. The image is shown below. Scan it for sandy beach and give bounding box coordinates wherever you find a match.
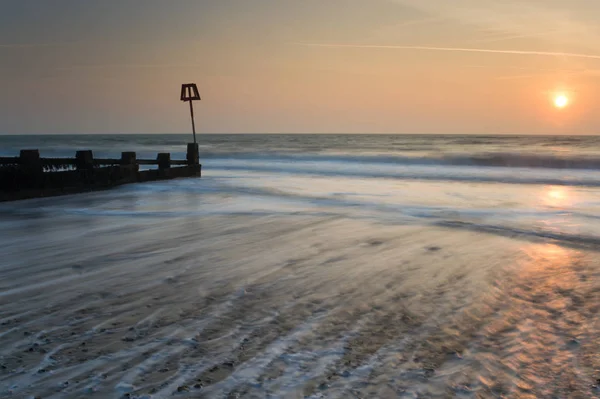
[2,188,600,398]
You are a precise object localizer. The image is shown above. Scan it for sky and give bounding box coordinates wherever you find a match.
[2,0,600,134]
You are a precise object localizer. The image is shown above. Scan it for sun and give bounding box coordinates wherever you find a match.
[554,94,569,109]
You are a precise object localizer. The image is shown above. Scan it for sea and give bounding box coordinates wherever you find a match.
[4,134,600,240]
[1,134,600,398]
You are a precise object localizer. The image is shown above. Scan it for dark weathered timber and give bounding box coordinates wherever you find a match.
[187,143,199,166]
[0,143,201,202]
[0,157,191,168]
[157,153,171,170]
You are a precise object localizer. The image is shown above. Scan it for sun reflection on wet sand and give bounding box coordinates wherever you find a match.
[468,243,600,397]
[542,186,573,208]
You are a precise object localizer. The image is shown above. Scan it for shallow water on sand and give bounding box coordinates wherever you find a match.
[2,135,600,398]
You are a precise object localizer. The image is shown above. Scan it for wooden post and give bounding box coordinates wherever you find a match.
[186,143,199,166]
[75,150,94,170]
[157,153,171,170]
[121,152,138,172]
[19,149,43,174]
[189,101,197,145]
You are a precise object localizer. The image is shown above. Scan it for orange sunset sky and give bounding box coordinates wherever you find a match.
[2,0,600,134]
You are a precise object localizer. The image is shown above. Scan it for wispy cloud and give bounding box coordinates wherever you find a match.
[389,0,600,51]
[296,43,600,61]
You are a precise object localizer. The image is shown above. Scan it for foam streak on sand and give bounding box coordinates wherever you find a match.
[2,134,600,397]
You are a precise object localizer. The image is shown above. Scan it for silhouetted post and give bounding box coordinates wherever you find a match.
[19,149,43,175]
[189,101,196,142]
[121,152,138,183]
[121,152,138,172]
[157,153,171,170]
[187,143,199,166]
[75,150,94,171]
[180,83,201,144]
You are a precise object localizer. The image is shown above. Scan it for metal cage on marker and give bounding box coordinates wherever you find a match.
[181,83,201,102]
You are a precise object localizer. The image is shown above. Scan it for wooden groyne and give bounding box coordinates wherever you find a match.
[0,143,201,202]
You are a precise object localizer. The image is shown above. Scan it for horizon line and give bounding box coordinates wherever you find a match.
[2,132,600,137]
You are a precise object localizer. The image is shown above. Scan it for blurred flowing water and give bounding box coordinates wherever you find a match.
[1,134,600,398]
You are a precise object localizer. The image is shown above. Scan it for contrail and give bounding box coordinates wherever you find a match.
[296,43,600,61]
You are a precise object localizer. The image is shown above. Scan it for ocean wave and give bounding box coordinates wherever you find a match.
[208,162,600,187]
[198,151,600,171]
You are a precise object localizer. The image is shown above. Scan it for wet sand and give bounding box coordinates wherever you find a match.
[2,206,600,398]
